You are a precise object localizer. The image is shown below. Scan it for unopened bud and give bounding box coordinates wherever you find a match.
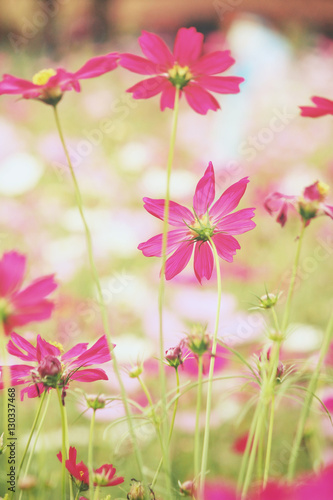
[127,479,145,500]
[129,365,143,379]
[38,355,62,378]
[178,479,196,496]
[85,394,106,411]
[165,343,183,369]
[258,292,279,309]
[186,324,211,356]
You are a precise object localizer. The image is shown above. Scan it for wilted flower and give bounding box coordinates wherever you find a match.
[300,96,333,118]
[0,54,119,106]
[120,27,244,114]
[0,251,57,336]
[264,181,333,227]
[138,162,255,282]
[1,333,111,401]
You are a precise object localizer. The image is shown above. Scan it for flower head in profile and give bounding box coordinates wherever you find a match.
[138,162,255,282]
[57,446,124,490]
[2,333,111,401]
[264,180,333,227]
[300,96,333,118]
[120,27,244,114]
[0,251,57,336]
[0,53,118,106]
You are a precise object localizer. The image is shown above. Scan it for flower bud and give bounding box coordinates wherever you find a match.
[186,324,211,356]
[85,394,106,411]
[165,342,183,369]
[127,479,145,500]
[129,364,143,379]
[178,479,196,496]
[38,355,62,378]
[258,292,279,309]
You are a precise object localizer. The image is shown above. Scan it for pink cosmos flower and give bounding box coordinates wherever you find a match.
[120,27,244,114]
[300,96,333,118]
[57,446,124,488]
[264,180,333,227]
[0,251,57,336]
[294,464,333,499]
[249,482,295,500]
[1,333,111,401]
[138,162,255,282]
[0,53,118,106]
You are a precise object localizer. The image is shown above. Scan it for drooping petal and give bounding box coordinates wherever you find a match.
[173,27,204,66]
[160,84,177,110]
[73,53,118,79]
[217,208,256,235]
[191,51,235,75]
[195,75,244,94]
[193,161,215,216]
[119,53,159,74]
[69,368,108,382]
[7,332,37,361]
[210,177,249,220]
[5,301,55,334]
[142,197,193,225]
[276,202,289,227]
[0,74,38,96]
[72,336,111,368]
[0,251,26,297]
[300,96,333,118]
[193,242,214,283]
[12,275,57,307]
[139,31,174,68]
[8,364,32,384]
[165,241,194,280]
[184,83,220,114]
[212,234,240,263]
[138,230,189,257]
[126,76,168,99]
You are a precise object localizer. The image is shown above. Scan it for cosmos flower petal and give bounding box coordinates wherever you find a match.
[300,96,333,117]
[193,242,214,284]
[210,177,250,220]
[73,53,118,79]
[0,74,38,96]
[142,197,193,225]
[173,27,204,66]
[217,208,256,235]
[4,302,55,335]
[165,241,194,280]
[72,336,111,367]
[126,76,169,99]
[139,31,174,67]
[196,75,244,94]
[0,251,26,297]
[20,383,46,401]
[191,51,235,75]
[212,234,240,263]
[324,204,333,219]
[184,83,220,114]
[69,368,108,382]
[36,335,61,360]
[61,343,89,361]
[138,230,189,257]
[119,53,159,74]
[7,333,37,361]
[160,84,177,110]
[193,161,215,216]
[12,275,57,307]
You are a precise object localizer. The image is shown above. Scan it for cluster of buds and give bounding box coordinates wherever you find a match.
[186,324,211,357]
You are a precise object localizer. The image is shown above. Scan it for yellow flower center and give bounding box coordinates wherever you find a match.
[317,181,329,198]
[168,63,193,88]
[189,214,215,241]
[49,340,64,353]
[32,68,56,86]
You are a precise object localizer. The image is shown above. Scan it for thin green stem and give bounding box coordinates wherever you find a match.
[237,401,261,492]
[287,308,333,480]
[256,404,266,480]
[199,237,222,495]
[53,105,145,482]
[57,388,67,500]
[88,410,96,500]
[0,320,9,442]
[271,307,280,334]
[194,356,203,479]
[93,485,100,500]
[17,391,47,483]
[263,393,275,487]
[63,404,74,500]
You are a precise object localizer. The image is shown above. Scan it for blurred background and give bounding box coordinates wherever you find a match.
[1,1,333,498]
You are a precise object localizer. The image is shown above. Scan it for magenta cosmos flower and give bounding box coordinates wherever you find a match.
[300,96,333,118]
[57,446,124,489]
[0,251,57,336]
[264,180,333,227]
[120,27,244,114]
[138,162,255,282]
[2,333,111,401]
[0,53,118,106]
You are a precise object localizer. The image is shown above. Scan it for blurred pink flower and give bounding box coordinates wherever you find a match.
[57,446,124,487]
[249,482,295,500]
[2,333,110,401]
[120,27,244,114]
[0,54,118,105]
[294,464,333,499]
[203,480,238,500]
[300,96,333,118]
[138,162,255,282]
[264,181,333,227]
[0,251,57,336]
[182,343,228,378]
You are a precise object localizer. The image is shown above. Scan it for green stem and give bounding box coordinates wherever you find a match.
[271,307,280,334]
[18,392,51,500]
[151,368,180,489]
[281,223,306,335]
[0,320,9,442]
[263,393,275,487]
[88,410,96,500]
[237,400,261,492]
[199,237,222,495]
[63,404,74,500]
[57,388,67,500]
[17,391,47,483]
[287,309,333,480]
[53,105,145,482]
[157,85,180,496]
[93,485,100,500]
[194,356,203,479]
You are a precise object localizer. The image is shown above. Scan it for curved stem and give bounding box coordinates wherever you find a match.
[88,410,96,500]
[199,237,222,495]
[57,388,67,500]
[52,105,145,482]
[194,356,203,479]
[287,308,333,480]
[263,393,275,487]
